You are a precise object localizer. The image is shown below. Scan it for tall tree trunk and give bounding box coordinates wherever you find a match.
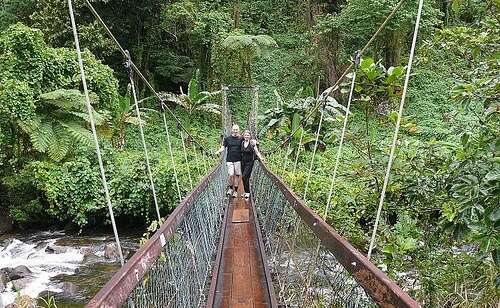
[233,1,241,28]
[323,34,342,89]
[441,0,450,26]
[385,31,403,67]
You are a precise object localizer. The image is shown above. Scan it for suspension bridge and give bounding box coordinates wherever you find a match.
[63,0,425,306]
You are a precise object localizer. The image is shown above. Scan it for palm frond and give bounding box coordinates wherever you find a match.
[197,103,222,115]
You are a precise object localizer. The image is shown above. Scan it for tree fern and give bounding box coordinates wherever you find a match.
[47,122,70,161]
[30,120,55,153]
[60,120,94,148]
[39,89,85,109]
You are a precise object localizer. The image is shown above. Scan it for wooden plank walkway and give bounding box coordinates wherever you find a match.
[210,186,272,307]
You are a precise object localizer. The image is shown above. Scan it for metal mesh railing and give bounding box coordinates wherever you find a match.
[128,164,227,307]
[251,161,419,307]
[88,162,227,308]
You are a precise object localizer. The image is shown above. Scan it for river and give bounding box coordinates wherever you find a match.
[0,230,140,308]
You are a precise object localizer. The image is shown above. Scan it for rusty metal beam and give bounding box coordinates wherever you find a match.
[206,196,231,307]
[87,161,223,308]
[249,190,279,307]
[258,161,421,308]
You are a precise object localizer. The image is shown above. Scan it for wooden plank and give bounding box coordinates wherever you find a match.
[209,182,274,307]
[232,209,250,223]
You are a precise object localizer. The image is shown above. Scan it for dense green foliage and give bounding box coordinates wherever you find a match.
[0,0,498,306]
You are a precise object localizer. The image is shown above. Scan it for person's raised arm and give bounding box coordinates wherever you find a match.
[251,139,263,160]
[216,137,227,155]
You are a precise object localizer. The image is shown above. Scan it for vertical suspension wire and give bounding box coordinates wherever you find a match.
[300,52,361,301]
[179,129,193,190]
[221,85,231,136]
[302,106,325,201]
[323,52,361,221]
[280,138,292,178]
[67,0,124,265]
[289,128,305,187]
[127,56,161,221]
[191,142,203,180]
[201,147,209,174]
[161,111,182,202]
[251,85,259,137]
[367,0,424,260]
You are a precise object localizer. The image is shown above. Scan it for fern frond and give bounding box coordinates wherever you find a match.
[68,108,108,126]
[48,123,70,161]
[17,115,42,134]
[30,121,55,153]
[197,103,222,115]
[60,120,94,148]
[39,89,85,109]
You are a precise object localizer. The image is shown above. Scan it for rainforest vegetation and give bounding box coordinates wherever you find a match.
[0,0,498,306]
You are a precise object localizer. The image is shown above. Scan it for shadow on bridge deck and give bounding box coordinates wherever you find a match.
[208,185,275,308]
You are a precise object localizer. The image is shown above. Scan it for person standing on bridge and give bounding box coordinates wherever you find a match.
[241,130,262,200]
[217,124,243,198]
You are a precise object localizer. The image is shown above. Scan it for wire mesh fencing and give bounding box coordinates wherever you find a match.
[88,162,227,308]
[128,164,227,307]
[251,161,378,307]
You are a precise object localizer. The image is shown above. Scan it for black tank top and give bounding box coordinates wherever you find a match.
[241,141,256,163]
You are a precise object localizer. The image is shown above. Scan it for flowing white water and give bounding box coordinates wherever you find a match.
[0,238,84,307]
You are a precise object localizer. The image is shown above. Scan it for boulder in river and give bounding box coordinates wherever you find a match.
[58,281,78,297]
[80,246,96,257]
[12,277,33,291]
[0,270,9,292]
[104,243,119,260]
[1,265,32,281]
[6,295,37,308]
[45,245,68,254]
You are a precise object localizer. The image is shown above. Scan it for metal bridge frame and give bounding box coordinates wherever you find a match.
[221,85,259,138]
[87,160,224,307]
[87,161,419,307]
[256,160,420,307]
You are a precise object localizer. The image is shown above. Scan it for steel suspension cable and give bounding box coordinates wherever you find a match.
[161,113,182,202]
[300,52,362,300]
[367,0,424,260]
[302,107,325,201]
[128,58,162,221]
[191,143,203,179]
[179,130,194,190]
[289,129,305,187]
[67,0,124,265]
[82,0,210,156]
[323,52,361,221]
[264,0,407,155]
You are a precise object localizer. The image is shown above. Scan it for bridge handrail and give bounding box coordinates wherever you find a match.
[87,159,224,308]
[258,160,420,308]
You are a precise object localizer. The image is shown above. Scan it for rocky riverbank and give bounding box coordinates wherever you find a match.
[0,231,139,307]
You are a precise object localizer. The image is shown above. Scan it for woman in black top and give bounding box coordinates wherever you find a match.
[241,130,262,200]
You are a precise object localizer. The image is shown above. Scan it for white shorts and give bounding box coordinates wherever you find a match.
[226,161,242,176]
